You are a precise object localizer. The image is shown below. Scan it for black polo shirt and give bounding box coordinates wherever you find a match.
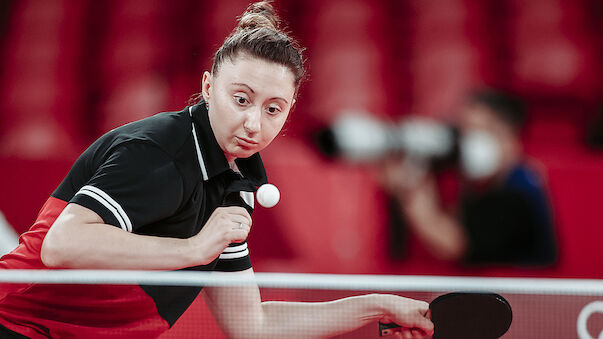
[59,102,266,322]
[0,103,268,337]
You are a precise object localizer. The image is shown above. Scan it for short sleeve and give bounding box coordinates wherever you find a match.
[70,142,184,233]
[214,241,252,272]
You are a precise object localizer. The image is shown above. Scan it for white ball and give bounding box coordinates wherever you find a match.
[256,184,280,208]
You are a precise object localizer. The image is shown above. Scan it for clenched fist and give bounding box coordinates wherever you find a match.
[189,206,252,265]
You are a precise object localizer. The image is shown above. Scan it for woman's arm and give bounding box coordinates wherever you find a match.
[41,203,252,270]
[203,269,433,339]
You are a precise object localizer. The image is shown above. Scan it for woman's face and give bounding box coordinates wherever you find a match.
[202,54,296,162]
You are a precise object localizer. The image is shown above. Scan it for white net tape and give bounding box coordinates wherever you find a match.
[0,270,601,295]
[0,270,602,338]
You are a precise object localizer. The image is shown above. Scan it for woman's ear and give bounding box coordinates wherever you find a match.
[201,71,212,102]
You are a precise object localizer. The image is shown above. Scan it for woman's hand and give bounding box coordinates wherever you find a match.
[377,294,433,339]
[189,206,252,265]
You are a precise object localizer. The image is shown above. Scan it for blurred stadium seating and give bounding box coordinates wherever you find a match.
[0,0,602,281]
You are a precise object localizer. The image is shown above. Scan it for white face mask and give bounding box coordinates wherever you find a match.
[460,130,501,180]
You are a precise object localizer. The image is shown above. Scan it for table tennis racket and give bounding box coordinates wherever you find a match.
[379,292,512,339]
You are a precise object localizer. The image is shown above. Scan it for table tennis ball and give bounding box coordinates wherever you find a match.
[256,184,280,208]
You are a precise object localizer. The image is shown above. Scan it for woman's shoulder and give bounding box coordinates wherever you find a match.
[105,107,193,156]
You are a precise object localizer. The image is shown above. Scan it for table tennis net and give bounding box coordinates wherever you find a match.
[0,270,601,339]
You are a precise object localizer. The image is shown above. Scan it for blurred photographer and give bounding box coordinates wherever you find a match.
[381,89,557,266]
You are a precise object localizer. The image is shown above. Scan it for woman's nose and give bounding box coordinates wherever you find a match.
[243,108,261,134]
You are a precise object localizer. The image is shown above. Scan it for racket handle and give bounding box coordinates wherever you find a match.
[378,322,401,336]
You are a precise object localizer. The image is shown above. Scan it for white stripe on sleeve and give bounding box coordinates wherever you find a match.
[222,243,248,253]
[219,249,250,260]
[76,185,132,232]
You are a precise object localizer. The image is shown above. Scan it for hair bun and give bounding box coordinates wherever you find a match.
[237,1,280,32]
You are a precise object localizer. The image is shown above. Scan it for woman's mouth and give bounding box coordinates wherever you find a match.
[235,136,259,147]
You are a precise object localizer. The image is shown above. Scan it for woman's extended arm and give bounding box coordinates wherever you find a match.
[203,269,433,339]
[41,203,252,270]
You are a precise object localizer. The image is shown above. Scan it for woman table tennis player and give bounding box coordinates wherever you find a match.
[0,2,433,338]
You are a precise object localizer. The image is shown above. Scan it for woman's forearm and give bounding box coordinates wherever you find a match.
[41,204,198,270]
[257,293,432,339]
[203,272,433,339]
[258,295,383,338]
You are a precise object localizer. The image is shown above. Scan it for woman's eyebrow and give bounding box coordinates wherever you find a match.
[270,97,289,104]
[231,82,255,94]
[231,82,289,104]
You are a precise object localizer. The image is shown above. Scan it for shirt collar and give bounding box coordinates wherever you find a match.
[189,102,268,186]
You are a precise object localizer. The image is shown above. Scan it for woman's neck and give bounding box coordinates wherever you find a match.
[228,159,239,172]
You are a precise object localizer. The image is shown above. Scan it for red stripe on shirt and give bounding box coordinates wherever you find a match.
[0,197,169,338]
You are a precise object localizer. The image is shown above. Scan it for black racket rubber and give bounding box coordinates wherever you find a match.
[379,292,512,339]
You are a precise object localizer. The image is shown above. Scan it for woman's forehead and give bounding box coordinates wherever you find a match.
[215,55,296,98]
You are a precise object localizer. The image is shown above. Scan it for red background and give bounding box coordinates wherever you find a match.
[2,0,602,279]
[0,1,602,337]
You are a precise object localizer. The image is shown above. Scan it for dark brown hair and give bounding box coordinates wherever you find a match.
[190,1,306,104]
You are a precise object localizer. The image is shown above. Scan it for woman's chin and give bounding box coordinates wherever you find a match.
[227,147,259,160]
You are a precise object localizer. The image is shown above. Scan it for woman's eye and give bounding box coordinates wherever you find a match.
[267,106,281,114]
[235,96,248,105]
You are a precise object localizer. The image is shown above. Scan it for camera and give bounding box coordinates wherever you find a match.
[314,110,459,171]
